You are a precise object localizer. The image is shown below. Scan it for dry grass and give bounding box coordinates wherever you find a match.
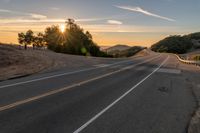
[0,44,128,81]
[0,44,53,80]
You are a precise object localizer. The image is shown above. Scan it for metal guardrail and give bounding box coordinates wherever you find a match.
[175,54,200,67]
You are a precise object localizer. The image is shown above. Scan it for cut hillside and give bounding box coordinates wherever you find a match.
[0,44,138,81]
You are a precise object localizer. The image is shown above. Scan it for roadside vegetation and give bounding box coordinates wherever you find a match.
[18,19,112,57]
[151,32,200,54]
[194,55,200,61]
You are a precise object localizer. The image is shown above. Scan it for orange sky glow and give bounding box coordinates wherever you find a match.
[0,0,199,47]
[0,23,185,47]
[0,15,197,47]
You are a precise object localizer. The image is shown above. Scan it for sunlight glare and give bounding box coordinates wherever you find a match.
[60,24,65,33]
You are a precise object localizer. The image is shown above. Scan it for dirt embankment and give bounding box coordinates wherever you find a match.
[0,44,129,81]
[188,73,200,133]
[0,44,54,80]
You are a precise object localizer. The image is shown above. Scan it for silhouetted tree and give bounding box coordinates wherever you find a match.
[18,18,111,57]
[85,31,92,40]
[18,30,34,50]
[44,25,63,52]
[65,18,75,30]
[33,32,46,49]
[18,32,26,49]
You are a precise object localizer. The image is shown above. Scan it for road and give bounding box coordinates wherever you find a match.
[0,53,198,133]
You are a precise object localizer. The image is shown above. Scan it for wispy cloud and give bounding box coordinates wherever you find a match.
[0,19,65,24]
[50,7,60,11]
[81,24,179,33]
[0,9,14,13]
[0,24,180,33]
[0,8,129,24]
[0,17,120,24]
[30,14,47,19]
[107,20,122,25]
[115,6,175,22]
[0,9,47,19]
[0,18,106,24]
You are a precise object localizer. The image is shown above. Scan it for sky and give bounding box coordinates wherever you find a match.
[0,0,200,47]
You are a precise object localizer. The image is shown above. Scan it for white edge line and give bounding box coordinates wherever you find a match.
[73,56,169,133]
[0,55,161,112]
[0,58,146,89]
[0,67,96,89]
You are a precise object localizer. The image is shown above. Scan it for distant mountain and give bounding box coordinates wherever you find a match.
[105,44,131,53]
[100,46,110,51]
[105,44,145,57]
[114,46,145,57]
[151,32,200,54]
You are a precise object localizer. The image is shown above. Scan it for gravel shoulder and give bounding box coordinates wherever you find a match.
[176,59,200,133]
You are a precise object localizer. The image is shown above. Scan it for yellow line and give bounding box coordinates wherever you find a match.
[0,55,161,112]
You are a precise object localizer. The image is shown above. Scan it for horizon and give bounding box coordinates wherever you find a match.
[0,0,200,47]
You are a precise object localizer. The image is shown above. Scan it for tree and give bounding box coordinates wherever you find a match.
[65,18,75,29]
[85,31,92,40]
[33,32,46,49]
[18,30,34,50]
[44,25,63,52]
[18,32,26,49]
[25,30,34,47]
[18,18,111,57]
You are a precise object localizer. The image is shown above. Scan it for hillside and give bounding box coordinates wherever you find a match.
[0,44,121,81]
[105,44,131,53]
[151,32,200,54]
[106,45,145,58]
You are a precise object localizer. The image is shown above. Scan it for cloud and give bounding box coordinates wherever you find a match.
[76,18,106,22]
[0,18,106,24]
[81,24,179,33]
[115,6,175,22]
[107,20,122,25]
[0,9,47,20]
[0,19,65,24]
[0,23,179,34]
[0,18,105,24]
[0,9,14,13]
[30,14,47,19]
[50,7,60,11]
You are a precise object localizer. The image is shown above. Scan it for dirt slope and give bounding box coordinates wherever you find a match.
[0,44,127,81]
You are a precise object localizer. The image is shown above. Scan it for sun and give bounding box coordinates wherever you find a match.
[59,24,65,33]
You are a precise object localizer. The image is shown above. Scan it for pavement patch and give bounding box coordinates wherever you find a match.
[133,67,181,74]
[198,84,200,88]
[109,65,122,69]
[157,68,181,74]
[158,86,169,93]
[94,64,110,67]
[135,66,148,71]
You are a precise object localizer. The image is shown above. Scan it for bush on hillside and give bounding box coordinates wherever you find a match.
[194,56,200,61]
[151,35,193,54]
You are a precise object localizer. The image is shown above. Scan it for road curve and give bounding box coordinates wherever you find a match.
[0,53,197,133]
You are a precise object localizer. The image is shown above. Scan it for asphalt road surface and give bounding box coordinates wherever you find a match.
[0,53,198,133]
